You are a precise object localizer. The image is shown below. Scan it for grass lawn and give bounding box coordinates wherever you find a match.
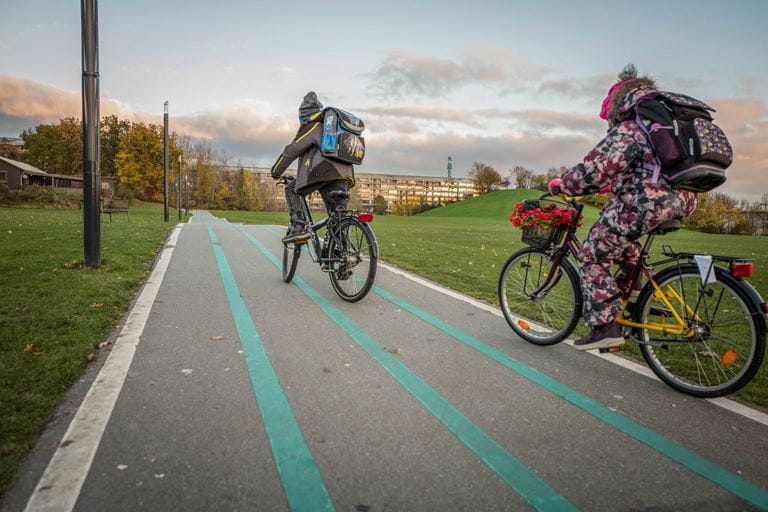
[0,206,180,497]
[212,190,768,408]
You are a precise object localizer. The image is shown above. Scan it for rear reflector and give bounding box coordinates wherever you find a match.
[730,262,753,278]
[358,212,374,222]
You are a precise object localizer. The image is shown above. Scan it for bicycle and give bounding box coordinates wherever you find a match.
[279,176,378,302]
[498,193,768,397]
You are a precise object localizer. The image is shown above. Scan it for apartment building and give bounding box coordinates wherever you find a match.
[241,167,478,212]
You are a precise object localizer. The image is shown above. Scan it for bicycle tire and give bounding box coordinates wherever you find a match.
[634,263,765,397]
[282,241,301,283]
[327,217,377,302]
[498,248,582,345]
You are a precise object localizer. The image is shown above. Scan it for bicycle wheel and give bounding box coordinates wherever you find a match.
[282,241,301,283]
[634,264,765,397]
[498,248,582,345]
[327,217,377,302]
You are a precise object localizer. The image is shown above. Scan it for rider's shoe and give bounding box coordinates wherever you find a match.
[573,322,625,351]
[282,221,310,243]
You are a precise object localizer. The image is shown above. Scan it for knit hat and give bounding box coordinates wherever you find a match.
[298,91,323,118]
[599,64,638,120]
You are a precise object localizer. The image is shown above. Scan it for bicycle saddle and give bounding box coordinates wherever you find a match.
[649,219,681,236]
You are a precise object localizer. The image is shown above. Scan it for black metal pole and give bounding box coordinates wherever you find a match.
[177,154,182,220]
[81,0,101,267]
[163,100,169,222]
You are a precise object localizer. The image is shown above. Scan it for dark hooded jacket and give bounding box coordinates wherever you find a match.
[560,79,697,216]
[271,92,354,194]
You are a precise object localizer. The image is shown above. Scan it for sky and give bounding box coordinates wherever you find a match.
[1,0,767,199]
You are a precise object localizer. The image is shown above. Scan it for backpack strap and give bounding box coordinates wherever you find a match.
[634,111,665,184]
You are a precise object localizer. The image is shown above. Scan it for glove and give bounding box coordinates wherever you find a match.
[547,178,562,196]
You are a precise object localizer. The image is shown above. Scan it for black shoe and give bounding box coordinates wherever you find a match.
[573,322,625,351]
[282,222,310,243]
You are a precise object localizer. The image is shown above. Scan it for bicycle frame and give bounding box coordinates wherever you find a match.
[295,193,347,270]
[526,196,697,337]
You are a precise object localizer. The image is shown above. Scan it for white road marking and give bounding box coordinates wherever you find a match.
[376,259,768,427]
[24,225,183,512]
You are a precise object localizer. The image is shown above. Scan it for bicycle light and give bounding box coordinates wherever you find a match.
[730,262,753,278]
[358,212,374,222]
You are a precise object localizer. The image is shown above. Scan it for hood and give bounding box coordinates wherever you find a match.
[299,91,323,118]
[608,78,658,124]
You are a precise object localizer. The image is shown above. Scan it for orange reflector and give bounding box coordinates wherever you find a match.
[722,349,737,366]
[518,320,530,330]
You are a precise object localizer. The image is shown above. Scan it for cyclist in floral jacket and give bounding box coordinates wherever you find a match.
[549,64,698,350]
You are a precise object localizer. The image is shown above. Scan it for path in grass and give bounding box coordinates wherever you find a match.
[212,190,768,408]
[0,206,180,497]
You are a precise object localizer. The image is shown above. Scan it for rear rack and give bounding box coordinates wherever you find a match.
[661,245,754,263]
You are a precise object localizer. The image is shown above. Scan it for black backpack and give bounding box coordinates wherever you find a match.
[635,91,732,192]
[319,108,366,165]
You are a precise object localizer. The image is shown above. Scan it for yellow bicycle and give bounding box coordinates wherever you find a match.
[499,193,767,397]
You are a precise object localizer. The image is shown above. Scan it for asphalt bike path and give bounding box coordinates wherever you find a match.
[11,210,768,511]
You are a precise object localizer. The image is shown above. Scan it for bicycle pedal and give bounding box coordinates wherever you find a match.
[599,345,625,354]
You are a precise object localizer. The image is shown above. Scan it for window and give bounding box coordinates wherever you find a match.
[0,170,7,183]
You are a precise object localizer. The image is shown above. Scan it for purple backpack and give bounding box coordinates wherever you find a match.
[635,91,732,192]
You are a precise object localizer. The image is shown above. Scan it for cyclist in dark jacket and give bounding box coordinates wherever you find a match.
[549,65,698,351]
[271,91,355,242]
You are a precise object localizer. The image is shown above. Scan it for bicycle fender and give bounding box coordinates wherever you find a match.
[361,222,379,259]
[739,279,768,332]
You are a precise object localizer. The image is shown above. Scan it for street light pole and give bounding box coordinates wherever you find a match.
[81,0,101,267]
[177,154,182,220]
[163,100,169,222]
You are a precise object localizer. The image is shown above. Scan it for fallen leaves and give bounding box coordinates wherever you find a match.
[90,303,104,309]
[23,344,43,355]
[211,335,223,342]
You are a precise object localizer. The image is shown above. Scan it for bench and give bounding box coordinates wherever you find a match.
[101,199,130,222]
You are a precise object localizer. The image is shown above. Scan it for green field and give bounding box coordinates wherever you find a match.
[213,190,768,407]
[0,206,178,497]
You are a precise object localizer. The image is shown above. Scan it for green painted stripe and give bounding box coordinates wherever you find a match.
[263,223,768,508]
[206,227,335,512]
[363,284,768,510]
[239,226,577,512]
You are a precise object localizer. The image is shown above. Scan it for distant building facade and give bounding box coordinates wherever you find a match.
[228,167,478,212]
[0,156,117,193]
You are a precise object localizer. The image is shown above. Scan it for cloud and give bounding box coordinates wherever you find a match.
[357,105,605,134]
[537,73,615,100]
[366,46,550,99]
[708,97,768,199]
[0,74,135,125]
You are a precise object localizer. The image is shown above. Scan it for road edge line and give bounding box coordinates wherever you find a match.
[23,224,183,512]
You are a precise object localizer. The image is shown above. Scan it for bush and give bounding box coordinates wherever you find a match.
[0,185,82,209]
[412,203,441,215]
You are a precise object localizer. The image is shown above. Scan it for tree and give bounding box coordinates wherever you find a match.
[233,168,258,210]
[511,166,534,189]
[116,122,181,201]
[469,161,502,194]
[100,115,131,176]
[20,118,82,174]
[373,194,387,215]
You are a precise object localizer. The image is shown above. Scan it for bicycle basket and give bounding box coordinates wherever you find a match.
[514,199,572,250]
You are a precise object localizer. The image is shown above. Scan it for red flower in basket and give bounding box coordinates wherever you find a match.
[509,201,582,231]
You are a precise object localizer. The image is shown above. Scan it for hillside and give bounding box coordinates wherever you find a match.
[421,189,603,225]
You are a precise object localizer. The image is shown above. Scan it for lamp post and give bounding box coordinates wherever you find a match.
[177,154,182,220]
[163,100,169,222]
[81,0,101,267]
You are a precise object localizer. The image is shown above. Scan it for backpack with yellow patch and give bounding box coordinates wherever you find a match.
[320,107,365,165]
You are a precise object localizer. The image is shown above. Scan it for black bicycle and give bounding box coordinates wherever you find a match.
[279,176,378,302]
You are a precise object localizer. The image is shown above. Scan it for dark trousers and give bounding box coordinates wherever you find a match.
[284,179,350,223]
